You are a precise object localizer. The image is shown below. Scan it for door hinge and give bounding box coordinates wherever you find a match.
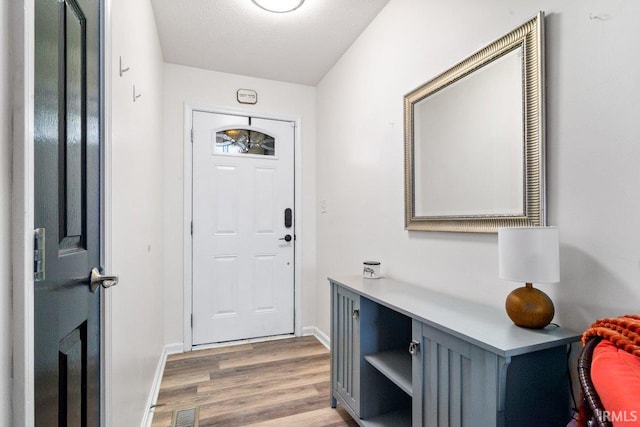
[190,221,193,235]
[190,128,194,143]
[34,228,46,281]
[191,314,193,328]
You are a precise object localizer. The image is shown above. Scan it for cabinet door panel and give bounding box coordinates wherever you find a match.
[419,324,500,427]
[332,284,360,415]
[412,320,423,425]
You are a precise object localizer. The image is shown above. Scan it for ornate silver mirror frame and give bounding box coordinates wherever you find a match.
[404,12,545,233]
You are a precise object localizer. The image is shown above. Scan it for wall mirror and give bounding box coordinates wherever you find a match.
[404,12,546,233]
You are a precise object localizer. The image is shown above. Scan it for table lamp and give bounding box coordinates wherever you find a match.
[498,226,559,329]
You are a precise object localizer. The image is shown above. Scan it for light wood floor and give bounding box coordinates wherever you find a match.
[150,336,358,427]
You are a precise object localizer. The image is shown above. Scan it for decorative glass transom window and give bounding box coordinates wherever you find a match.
[215,129,275,156]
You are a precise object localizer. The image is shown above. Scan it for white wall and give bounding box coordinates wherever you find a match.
[315,0,640,337]
[110,0,165,425]
[162,63,317,345]
[0,0,13,422]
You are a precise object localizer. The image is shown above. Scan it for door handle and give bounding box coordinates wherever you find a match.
[284,208,292,228]
[279,234,293,242]
[89,267,119,293]
[409,340,420,356]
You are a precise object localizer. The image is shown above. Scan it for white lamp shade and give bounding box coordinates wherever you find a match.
[498,227,560,284]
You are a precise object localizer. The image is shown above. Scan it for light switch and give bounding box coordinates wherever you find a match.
[320,199,327,213]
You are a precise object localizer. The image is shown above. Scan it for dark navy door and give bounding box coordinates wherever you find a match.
[34,0,102,424]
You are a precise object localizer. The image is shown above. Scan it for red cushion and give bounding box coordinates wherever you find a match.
[591,340,640,426]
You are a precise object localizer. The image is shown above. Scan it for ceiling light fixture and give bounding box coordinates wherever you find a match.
[251,0,305,13]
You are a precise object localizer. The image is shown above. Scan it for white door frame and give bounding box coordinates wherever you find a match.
[11,1,36,425]
[10,0,114,425]
[183,104,303,351]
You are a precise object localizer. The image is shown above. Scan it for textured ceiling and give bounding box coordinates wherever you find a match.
[150,0,391,86]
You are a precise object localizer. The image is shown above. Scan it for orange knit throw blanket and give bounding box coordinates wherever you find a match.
[581,314,640,357]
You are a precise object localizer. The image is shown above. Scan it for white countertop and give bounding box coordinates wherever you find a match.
[329,275,581,358]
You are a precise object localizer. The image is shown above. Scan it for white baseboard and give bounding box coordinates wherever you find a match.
[165,342,184,355]
[302,326,315,336]
[140,343,181,427]
[303,326,330,350]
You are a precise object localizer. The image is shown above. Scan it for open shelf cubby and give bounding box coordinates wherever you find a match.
[364,349,412,396]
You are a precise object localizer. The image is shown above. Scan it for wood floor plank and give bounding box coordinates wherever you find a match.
[246,407,356,427]
[217,343,328,370]
[155,371,211,390]
[150,336,357,427]
[197,384,321,419]
[159,371,330,410]
[150,410,173,427]
[198,370,331,400]
[204,355,329,390]
[156,384,198,404]
[167,343,253,362]
[197,382,333,426]
[163,356,222,375]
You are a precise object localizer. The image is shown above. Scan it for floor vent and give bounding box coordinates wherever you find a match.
[172,407,199,427]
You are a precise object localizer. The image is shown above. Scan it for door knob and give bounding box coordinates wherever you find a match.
[409,340,420,356]
[279,234,292,242]
[89,267,119,293]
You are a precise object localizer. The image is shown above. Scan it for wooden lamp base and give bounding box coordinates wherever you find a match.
[505,283,554,329]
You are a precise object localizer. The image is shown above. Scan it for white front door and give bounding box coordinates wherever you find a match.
[192,111,295,344]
